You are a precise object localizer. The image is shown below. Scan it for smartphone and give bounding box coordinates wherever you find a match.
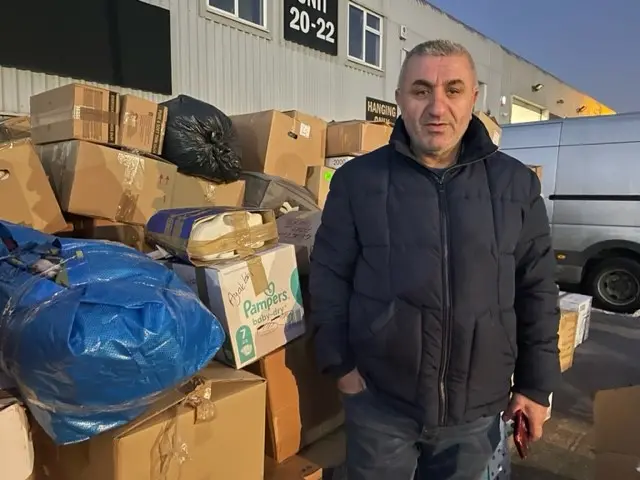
[513,410,530,459]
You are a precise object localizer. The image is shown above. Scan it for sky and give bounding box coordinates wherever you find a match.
[427,0,640,113]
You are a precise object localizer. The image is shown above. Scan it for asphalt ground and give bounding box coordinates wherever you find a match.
[511,309,640,479]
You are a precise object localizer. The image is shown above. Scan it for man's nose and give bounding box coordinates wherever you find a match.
[426,89,447,117]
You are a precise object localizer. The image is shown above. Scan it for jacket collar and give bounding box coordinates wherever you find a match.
[390,114,498,165]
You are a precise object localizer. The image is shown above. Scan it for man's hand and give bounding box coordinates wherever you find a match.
[337,368,366,395]
[503,393,549,441]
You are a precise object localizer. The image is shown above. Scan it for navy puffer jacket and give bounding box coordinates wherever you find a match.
[309,115,561,428]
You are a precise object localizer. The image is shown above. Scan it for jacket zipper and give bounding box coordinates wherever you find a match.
[430,151,496,427]
[436,174,452,427]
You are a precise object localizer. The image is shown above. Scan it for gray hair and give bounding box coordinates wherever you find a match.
[398,39,477,88]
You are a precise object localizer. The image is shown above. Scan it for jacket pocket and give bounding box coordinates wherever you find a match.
[348,297,422,401]
[465,310,516,412]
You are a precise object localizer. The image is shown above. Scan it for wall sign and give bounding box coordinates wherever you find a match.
[366,97,398,124]
[284,0,338,56]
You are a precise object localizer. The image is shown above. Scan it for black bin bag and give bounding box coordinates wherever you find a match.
[160,95,242,183]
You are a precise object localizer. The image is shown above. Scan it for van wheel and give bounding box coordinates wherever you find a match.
[585,257,640,314]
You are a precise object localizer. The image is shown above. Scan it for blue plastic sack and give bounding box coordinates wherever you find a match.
[0,222,225,445]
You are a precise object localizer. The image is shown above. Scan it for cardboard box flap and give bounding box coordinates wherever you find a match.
[595,385,640,457]
[0,116,31,143]
[115,362,265,437]
[0,139,68,234]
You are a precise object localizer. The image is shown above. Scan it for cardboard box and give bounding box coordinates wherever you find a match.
[0,116,31,143]
[325,155,356,169]
[118,95,168,155]
[474,111,502,146]
[265,454,322,480]
[31,363,267,480]
[326,120,392,157]
[66,215,153,253]
[0,393,34,480]
[559,292,593,346]
[246,333,344,463]
[37,140,176,225]
[594,385,640,480]
[283,110,327,163]
[170,174,245,209]
[167,244,306,369]
[527,164,543,182]
[30,83,119,145]
[231,110,320,186]
[0,140,66,233]
[558,309,578,372]
[276,211,322,276]
[266,428,346,480]
[305,166,334,209]
[146,207,278,265]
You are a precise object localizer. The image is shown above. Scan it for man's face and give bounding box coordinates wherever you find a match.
[396,54,478,156]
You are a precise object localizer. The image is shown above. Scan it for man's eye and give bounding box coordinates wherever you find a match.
[447,89,461,96]
[413,90,428,97]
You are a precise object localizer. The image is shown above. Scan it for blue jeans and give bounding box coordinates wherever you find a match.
[343,388,501,480]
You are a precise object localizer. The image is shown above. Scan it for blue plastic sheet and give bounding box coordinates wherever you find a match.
[0,222,225,445]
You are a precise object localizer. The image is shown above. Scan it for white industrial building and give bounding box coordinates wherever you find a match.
[0,0,614,123]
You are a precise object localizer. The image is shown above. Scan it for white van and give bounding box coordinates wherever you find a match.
[501,113,640,313]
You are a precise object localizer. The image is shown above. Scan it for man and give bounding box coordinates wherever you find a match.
[309,40,561,479]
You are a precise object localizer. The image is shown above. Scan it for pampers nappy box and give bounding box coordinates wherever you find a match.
[166,243,306,368]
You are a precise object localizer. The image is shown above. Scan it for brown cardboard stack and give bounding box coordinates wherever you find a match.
[230,109,325,187]
[29,363,268,480]
[558,309,579,372]
[25,83,246,249]
[0,136,67,234]
[559,292,593,347]
[246,331,343,464]
[305,120,393,208]
[594,385,640,480]
[27,83,172,247]
[474,111,502,146]
[146,199,344,471]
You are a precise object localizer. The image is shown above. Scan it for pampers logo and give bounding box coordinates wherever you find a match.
[243,281,289,324]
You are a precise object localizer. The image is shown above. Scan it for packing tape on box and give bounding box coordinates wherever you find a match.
[150,376,216,478]
[37,141,75,197]
[0,117,31,145]
[187,213,276,295]
[0,137,31,151]
[115,150,147,223]
[31,105,119,128]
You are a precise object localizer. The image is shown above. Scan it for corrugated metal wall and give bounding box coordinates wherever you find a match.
[0,0,612,120]
[0,0,384,121]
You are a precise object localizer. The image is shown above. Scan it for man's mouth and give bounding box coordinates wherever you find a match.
[424,123,448,131]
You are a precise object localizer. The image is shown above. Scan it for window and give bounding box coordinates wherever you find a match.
[208,0,266,28]
[348,3,383,69]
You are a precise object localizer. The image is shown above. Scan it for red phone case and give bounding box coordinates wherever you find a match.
[513,410,530,459]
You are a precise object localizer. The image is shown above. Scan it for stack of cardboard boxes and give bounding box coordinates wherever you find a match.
[0,83,246,250]
[0,89,398,479]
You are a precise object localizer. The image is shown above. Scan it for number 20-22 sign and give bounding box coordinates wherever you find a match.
[284,0,338,56]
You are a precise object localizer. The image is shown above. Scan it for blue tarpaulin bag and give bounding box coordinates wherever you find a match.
[0,222,225,444]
